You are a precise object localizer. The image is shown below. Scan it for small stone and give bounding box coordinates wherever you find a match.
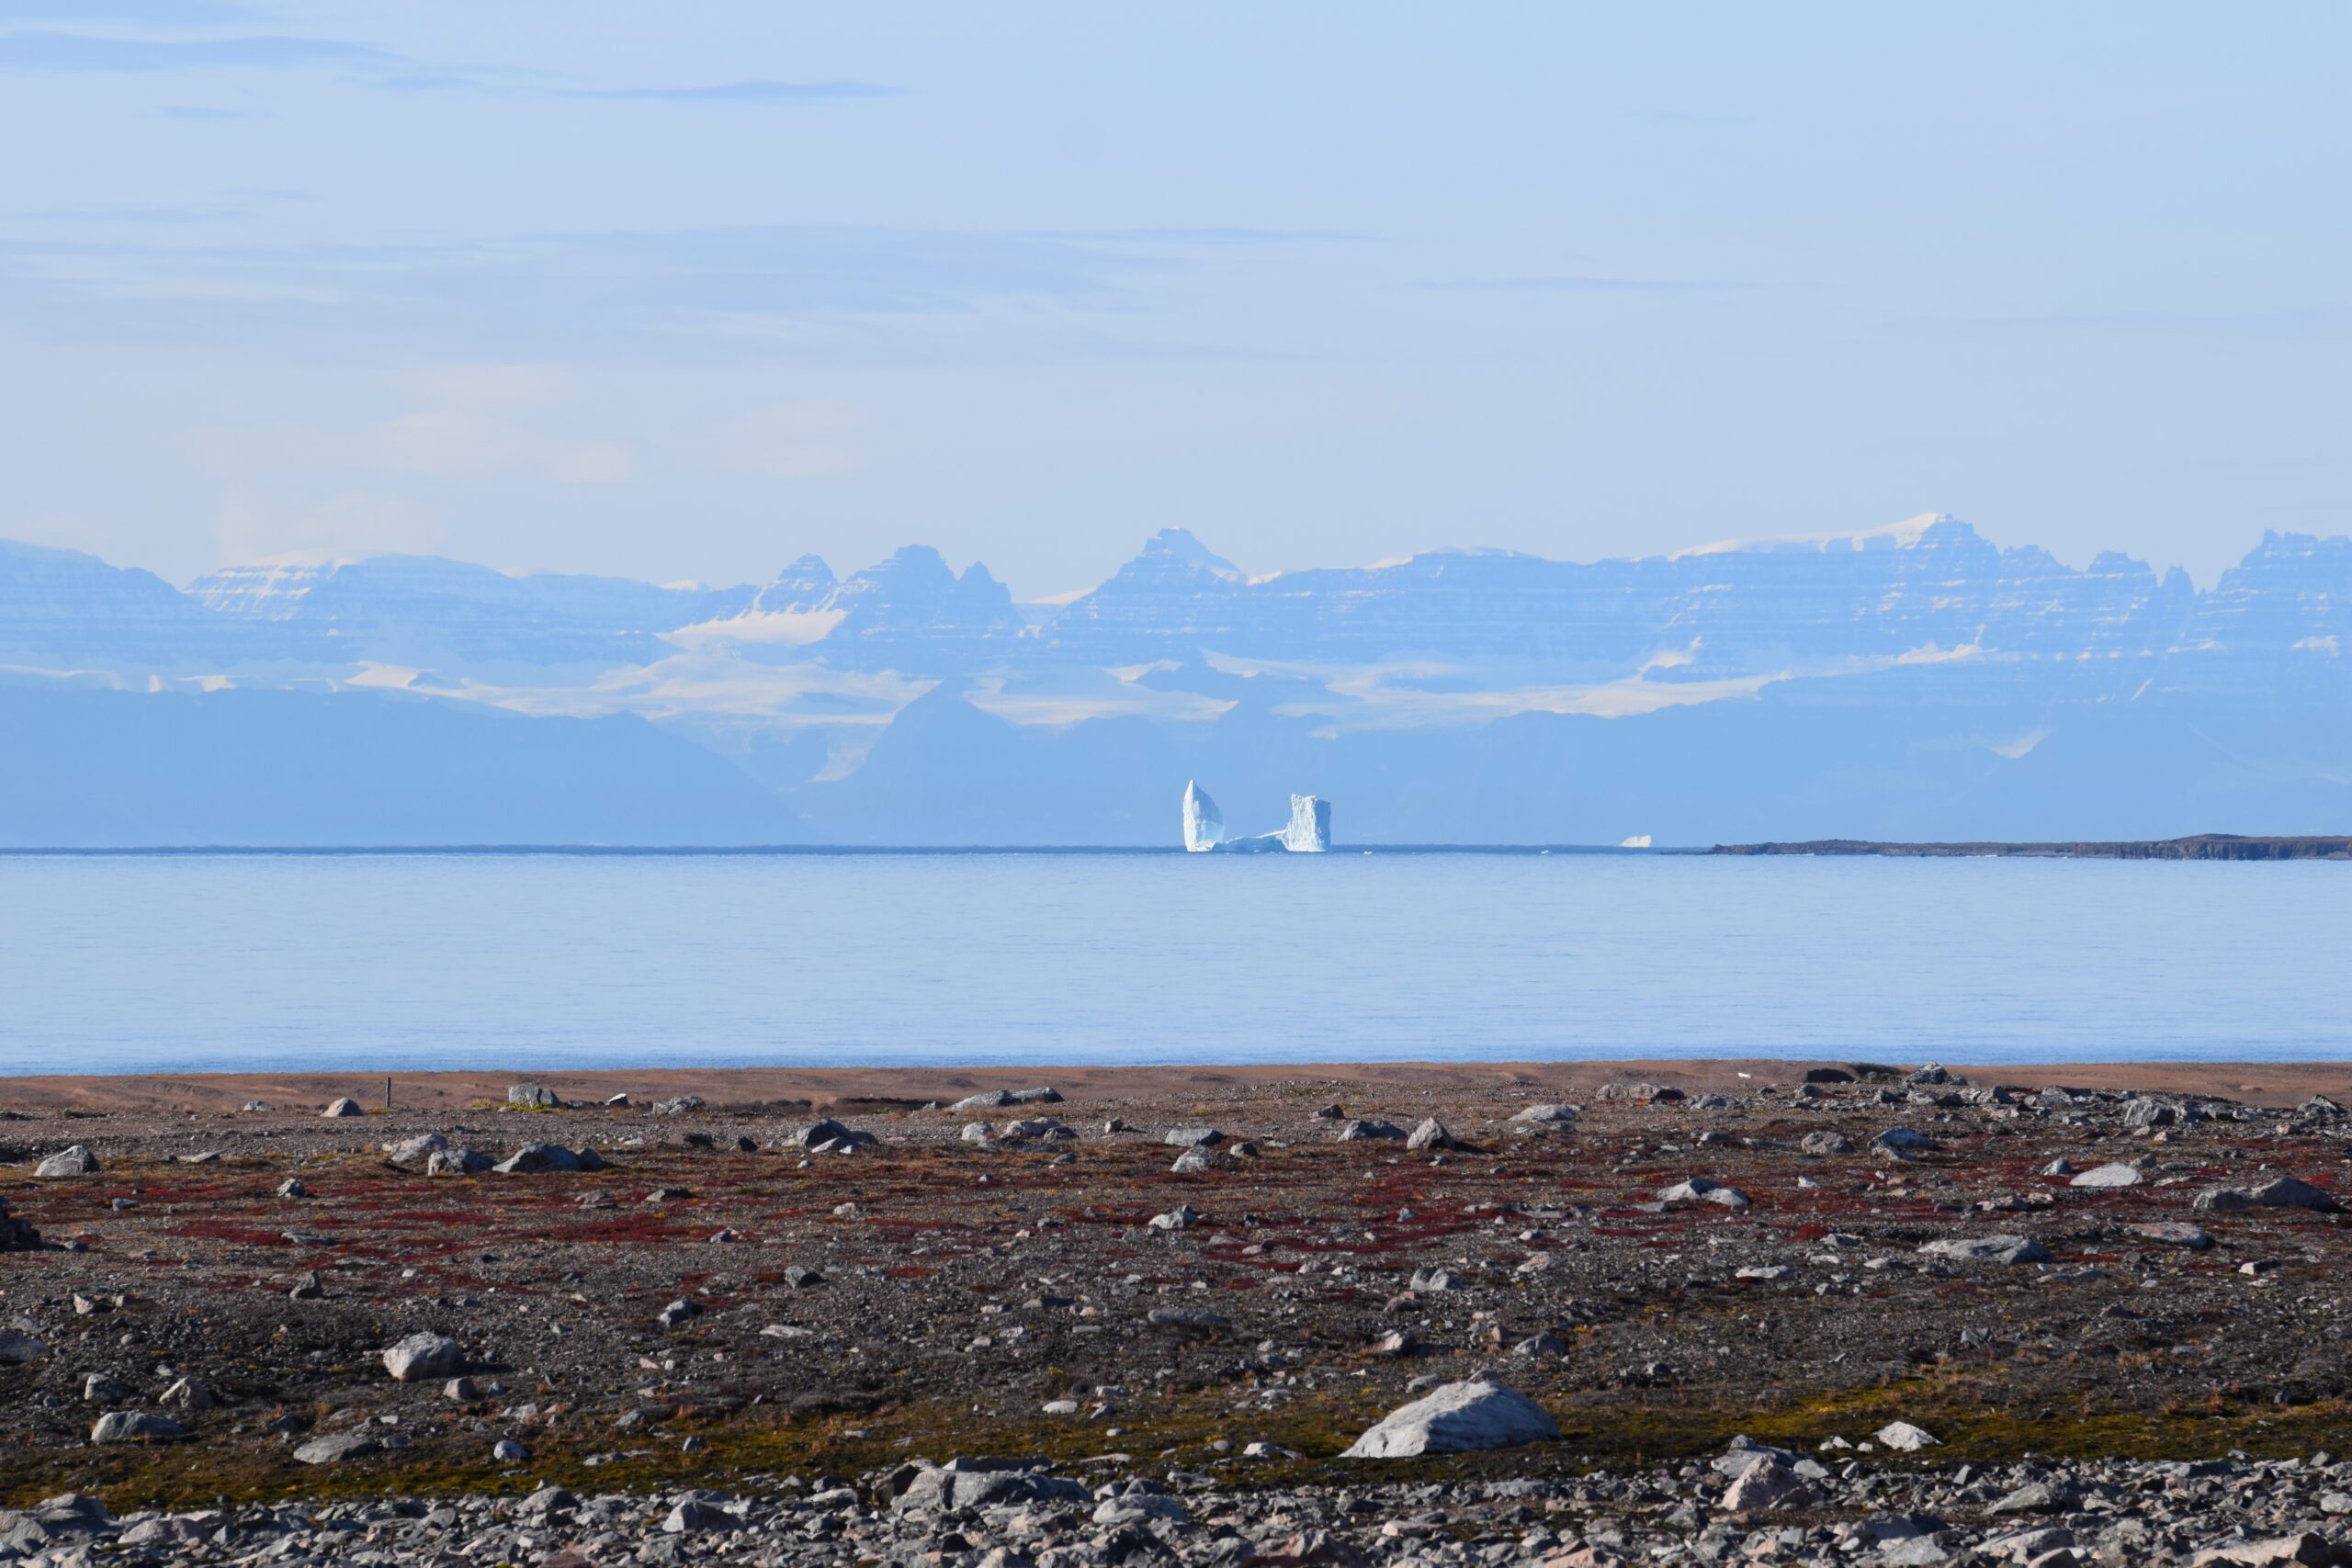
[2130,1221,2212,1249]
[1171,1145,1238,1173]
[1337,1119,1408,1142]
[82,1373,134,1403]
[656,1298,701,1328]
[274,1178,310,1199]
[1148,1203,1200,1231]
[1658,1178,1751,1209]
[664,1499,738,1533]
[492,1142,582,1175]
[0,1331,47,1365]
[2070,1162,2142,1188]
[426,1148,492,1176]
[785,1264,824,1288]
[1799,1132,1855,1155]
[1513,1331,1569,1358]
[1510,1104,1578,1123]
[287,1270,324,1300]
[1870,1127,1939,1152]
[322,1099,364,1118]
[492,1438,527,1463]
[443,1376,479,1401]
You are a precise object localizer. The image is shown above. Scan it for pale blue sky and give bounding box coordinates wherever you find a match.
[0,1,2344,595]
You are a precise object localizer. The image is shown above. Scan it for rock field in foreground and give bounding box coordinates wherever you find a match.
[7,1065,2352,1566]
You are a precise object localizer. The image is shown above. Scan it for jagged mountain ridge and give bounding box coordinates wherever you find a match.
[6,514,2346,682]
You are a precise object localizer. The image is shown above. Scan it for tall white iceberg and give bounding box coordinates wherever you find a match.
[1182,780,1225,852]
[1182,784,1331,852]
[1281,795,1331,852]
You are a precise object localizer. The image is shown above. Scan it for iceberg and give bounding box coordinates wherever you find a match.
[1182,785,1330,852]
[1282,794,1331,852]
[1182,780,1225,852]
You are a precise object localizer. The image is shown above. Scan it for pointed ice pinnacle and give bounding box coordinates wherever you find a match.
[1182,780,1225,852]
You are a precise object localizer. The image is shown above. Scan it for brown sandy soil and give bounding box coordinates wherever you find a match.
[9,1059,2352,1114]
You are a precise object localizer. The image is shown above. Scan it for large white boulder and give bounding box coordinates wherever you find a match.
[1340,1378,1559,1458]
[382,1332,464,1382]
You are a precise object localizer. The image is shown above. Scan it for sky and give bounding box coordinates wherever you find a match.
[0,1,2344,599]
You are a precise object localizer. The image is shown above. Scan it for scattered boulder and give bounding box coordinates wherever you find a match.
[1873,1421,1939,1451]
[2189,1534,2341,1568]
[35,1145,99,1178]
[1658,1177,1751,1209]
[649,1096,706,1115]
[0,1330,48,1365]
[293,1431,379,1464]
[322,1099,364,1119]
[1148,1203,1200,1231]
[1513,1330,1569,1358]
[508,1083,560,1108]
[0,1195,43,1251]
[1171,1145,1239,1173]
[1597,1083,1685,1103]
[1163,1126,1225,1146]
[1340,1377,1559,1457]
[784,1264,824,1288]
[1870,1127,1939,1153]
[1918,1235,2054,1265]
[657,1298,702,1329]
[2130,1221,2213,1249]
[1510,1104,1577,1123]
[2071,1162,2143,1188]
[1799,1132,1855,1155]
[1406,1118,1459,1151]
[90,1411,185,1442]
[1722,1459,1815,1513]
[1337,1119,1407,1142]
[2195,1178,2339,1213]
[893,1467,1090,1513]
[274,1178,310,1199]
[791,1118,876,1150]
[492,1143,582,1174]
[950,1088,1062,1111]
[382,1332,464,1382]
[426,1148,492,1176]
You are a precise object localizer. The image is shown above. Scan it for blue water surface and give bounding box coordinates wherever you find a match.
[0,851,2344,1075]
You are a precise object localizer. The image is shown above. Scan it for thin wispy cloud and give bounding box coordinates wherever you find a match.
[559,80,895,106]
[0,1,268,19]
[0,29,399,72]
[1427,274,1752,293]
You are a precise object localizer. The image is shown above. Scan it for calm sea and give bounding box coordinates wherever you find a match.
[0,851,2344,1077]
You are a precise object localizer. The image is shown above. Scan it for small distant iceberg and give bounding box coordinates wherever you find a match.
[1621,835,1652,848]
[1182,782,1330,853]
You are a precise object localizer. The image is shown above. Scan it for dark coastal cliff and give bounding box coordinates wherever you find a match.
[1709,833,2352,860]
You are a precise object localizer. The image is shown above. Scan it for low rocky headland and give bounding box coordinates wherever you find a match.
[8,1060,2352,1568]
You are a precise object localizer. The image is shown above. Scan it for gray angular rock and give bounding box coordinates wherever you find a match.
[0,1330,48,1365]
[1870,1127,1939,1152]
[293,1431,380,1464]
[893,1469,1090,1513]
[1659,1177,1751,1208]
[90,1411,185,1442]
[1721,1458,1815,1513]
[2195,1177,2339,1213]
[1800,1132,1856,1155]
[1339,1377,1559,1457]
[1406,1118,1458,1151]
[492,1142,582,1174]
[1171,1145,1239,1173]
[507,1083,560,1108]
[1510,1103,1577,1123]
[2189,1536,2341,1568]
[382,1332,464,1382]
[1163,1126,1225,1146]
[426,1147,492,1176]
[322,1098,364,1118]
[2130,1221,2212,1249]
[35,1145,99,1178]
[1337,1118,1407,1142]
[657,1297,701,1328]
[1918,1235,2052,1265]
[2070,1162,2143,1188]
[950,1087,1061,1111]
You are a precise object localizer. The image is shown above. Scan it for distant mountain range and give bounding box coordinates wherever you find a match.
[2,515,2346,845]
